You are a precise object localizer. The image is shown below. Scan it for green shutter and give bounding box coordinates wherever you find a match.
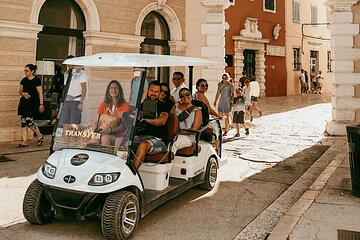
[265,0,275,11]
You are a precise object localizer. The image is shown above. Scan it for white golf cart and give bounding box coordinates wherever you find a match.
[22,53,225,240]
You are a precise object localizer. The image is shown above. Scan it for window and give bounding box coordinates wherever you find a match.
[293,48,301,70]
[37,0,85,61]
[311,5,318,24]
[264,0,275,12]
[140,11,170,82]
[327,51,332,72]
[293,0,300,23]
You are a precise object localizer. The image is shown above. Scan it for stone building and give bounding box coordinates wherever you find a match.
[326,0,360,135]
[286,0,332,96]
[0,0,229,142]
[225,0,286,97]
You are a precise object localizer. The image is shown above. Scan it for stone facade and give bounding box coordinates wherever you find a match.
[326,0,360,135]
[286,0,332,96]
[0,0,227,142]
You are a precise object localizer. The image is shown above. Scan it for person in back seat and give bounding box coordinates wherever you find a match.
[170,88,202,155]
[132,81,170,169]
[194,78,221,153]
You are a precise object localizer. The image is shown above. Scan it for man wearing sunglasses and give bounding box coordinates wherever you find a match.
[170,71,188,103]
[132,81,171,169]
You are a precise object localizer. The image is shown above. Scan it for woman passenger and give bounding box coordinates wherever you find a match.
[93,80,130,146]
[170,88,202,155]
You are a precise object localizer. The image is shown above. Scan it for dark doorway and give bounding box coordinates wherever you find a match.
[140,11,170,83]
[243,49,256,77]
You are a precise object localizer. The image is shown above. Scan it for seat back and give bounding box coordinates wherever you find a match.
[191,99,209,127]
[166,112,179,142]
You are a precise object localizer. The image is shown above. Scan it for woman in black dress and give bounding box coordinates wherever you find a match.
[17,64,44,147]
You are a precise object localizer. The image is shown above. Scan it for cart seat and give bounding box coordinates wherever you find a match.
[144,112,199,163]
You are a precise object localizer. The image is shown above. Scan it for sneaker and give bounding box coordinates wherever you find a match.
[234,133,240,137]
[245,128,249,135]
[223,131,228,136]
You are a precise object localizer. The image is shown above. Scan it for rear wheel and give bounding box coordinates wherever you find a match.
[199,157,218,190]
[102,190,139,240]
[22,179,54,224]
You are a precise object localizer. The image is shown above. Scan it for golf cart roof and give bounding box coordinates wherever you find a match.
[63,52,225,67]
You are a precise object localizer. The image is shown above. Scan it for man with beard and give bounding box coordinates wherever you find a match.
[132,81,171,169]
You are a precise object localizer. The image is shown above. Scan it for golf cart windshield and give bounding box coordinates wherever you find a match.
[52,53,224,156]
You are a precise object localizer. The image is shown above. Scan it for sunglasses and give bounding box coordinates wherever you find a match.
[200,84,209,88]
[160,89,168,93]
[172,77,182,81]
[179,92,191,98]
[222,77,228,80]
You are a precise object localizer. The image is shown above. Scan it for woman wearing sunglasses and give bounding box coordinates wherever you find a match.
[194,78,221,152]
[214,72,234,136]
[170,88,202,155]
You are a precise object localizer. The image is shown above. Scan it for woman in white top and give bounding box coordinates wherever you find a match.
[249,75,262,118]
[170,88,202,155]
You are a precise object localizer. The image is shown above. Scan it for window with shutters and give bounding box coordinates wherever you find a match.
[264,0,276,13]
[293,48,301,70]
[293,0,300,23]
[311,5,318,24]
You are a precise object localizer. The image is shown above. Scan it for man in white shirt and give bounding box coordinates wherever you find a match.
[59,55,87,128]
[170,72,188,103]
[249,76,262,117]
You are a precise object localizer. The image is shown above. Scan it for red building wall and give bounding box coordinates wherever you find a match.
[225,0,286,96]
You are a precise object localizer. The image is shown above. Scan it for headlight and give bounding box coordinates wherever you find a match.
[42,162,57,179]
[88,172,120,186]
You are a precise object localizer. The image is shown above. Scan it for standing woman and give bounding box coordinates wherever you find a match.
[214,72,234,136]
[17,64,44,147]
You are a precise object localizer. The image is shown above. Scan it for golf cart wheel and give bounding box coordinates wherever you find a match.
[22,179,54,225]
[199,157,218,190]
[102,190,139,240]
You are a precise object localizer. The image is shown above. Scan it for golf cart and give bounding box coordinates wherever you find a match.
[22,53,225,239]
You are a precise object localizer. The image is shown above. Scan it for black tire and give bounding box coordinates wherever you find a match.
[22,179,55,225]
[199,157,218,190]
[102,191,140,240]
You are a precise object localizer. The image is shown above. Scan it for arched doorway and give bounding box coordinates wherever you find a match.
[35,0,86,127]
[37,0,86,62]
[140,11,170,82]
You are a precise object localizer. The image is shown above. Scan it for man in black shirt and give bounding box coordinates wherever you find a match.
[133,81,170,169]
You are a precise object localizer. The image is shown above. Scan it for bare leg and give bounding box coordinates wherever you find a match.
[133,141,151,169]
[224,112,230,133]
[21,127,28,145]
[30,125,43,140]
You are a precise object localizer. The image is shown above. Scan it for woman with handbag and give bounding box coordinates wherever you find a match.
[91,80,130,146]
[170,88,202,155]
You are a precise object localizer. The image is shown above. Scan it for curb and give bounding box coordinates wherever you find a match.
[266,145,346,239]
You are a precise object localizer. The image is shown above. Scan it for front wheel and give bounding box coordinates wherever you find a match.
[22,179,55,224]
[102,190,140,240]
[199,157,218,190]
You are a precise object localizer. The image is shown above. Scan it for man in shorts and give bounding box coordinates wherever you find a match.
[132,81,171,169]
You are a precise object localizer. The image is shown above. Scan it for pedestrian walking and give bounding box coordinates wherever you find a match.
[310,68,317,94]
[299,69,306,95]
[233,87,249,137]
[214,72,233,136]
[304,70,309,94]
[17,64,44,147]
[316,70,324,94]
[249,75,262,117]
[243,79,252,121]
